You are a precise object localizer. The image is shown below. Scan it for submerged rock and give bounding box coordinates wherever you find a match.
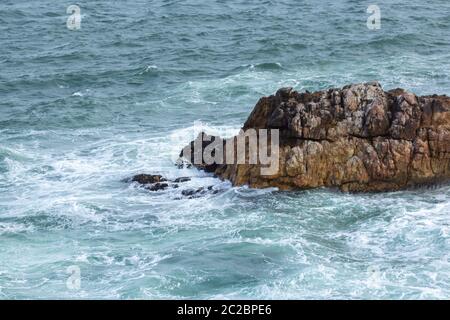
[181,188,204,197]
[180,82,450,192]
[131,174,172,192]
[181,186,219,198]
[173,177,191,183]
[131,174,166,184]
[130,174,219,197]
[146,183,169,191]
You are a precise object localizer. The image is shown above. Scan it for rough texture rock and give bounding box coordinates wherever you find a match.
[132,174,166,184]
[181,186,218,198]
[180,82,450,192]
[173,177,191,183]
[131,174,172,192]
[147,183,169,191]
[130,174,220,197]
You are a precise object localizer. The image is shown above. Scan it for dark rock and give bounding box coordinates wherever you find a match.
[173,177,191,183]
[130,173,196,193]
[180,186,219,198]
[131,173,192,186]
[146,183,169,191]
[181,188,203,197]
[132,174,166,185]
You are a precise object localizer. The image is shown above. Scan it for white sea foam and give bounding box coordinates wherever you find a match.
[0,222,33,235]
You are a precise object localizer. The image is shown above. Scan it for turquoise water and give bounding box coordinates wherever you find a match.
[1,0,450,299]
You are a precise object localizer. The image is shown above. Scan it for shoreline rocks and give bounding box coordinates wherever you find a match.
[131,174,187,191]
[180,82,450,192]
[130,174,220,198]
[132,174,167,185]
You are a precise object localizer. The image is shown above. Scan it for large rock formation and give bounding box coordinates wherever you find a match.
[180,82,450,192]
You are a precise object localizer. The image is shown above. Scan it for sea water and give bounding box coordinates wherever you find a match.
[1,0,450,299]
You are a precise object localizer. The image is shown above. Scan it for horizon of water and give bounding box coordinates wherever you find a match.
[1,0,450,299]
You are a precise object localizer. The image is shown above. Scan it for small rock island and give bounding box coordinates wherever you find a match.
[180,82,450,192]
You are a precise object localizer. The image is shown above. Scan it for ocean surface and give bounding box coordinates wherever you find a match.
[1,0,450,299]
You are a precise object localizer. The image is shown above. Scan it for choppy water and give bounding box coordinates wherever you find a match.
[1,0,450,299]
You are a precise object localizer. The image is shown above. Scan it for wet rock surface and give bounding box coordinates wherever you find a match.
[180,82,450,192]
[146,183,169,191]
[173,177,191,183]
[181,186,219,198]
[130,174,219,197]
[131,174,166,184]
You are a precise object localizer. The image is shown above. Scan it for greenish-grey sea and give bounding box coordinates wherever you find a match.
[1,0,450,299]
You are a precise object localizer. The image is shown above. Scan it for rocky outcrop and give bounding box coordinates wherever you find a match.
[130,174,171,191]
[180,82,450,192]
[130,174,221,198]
[132,174,168,185]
